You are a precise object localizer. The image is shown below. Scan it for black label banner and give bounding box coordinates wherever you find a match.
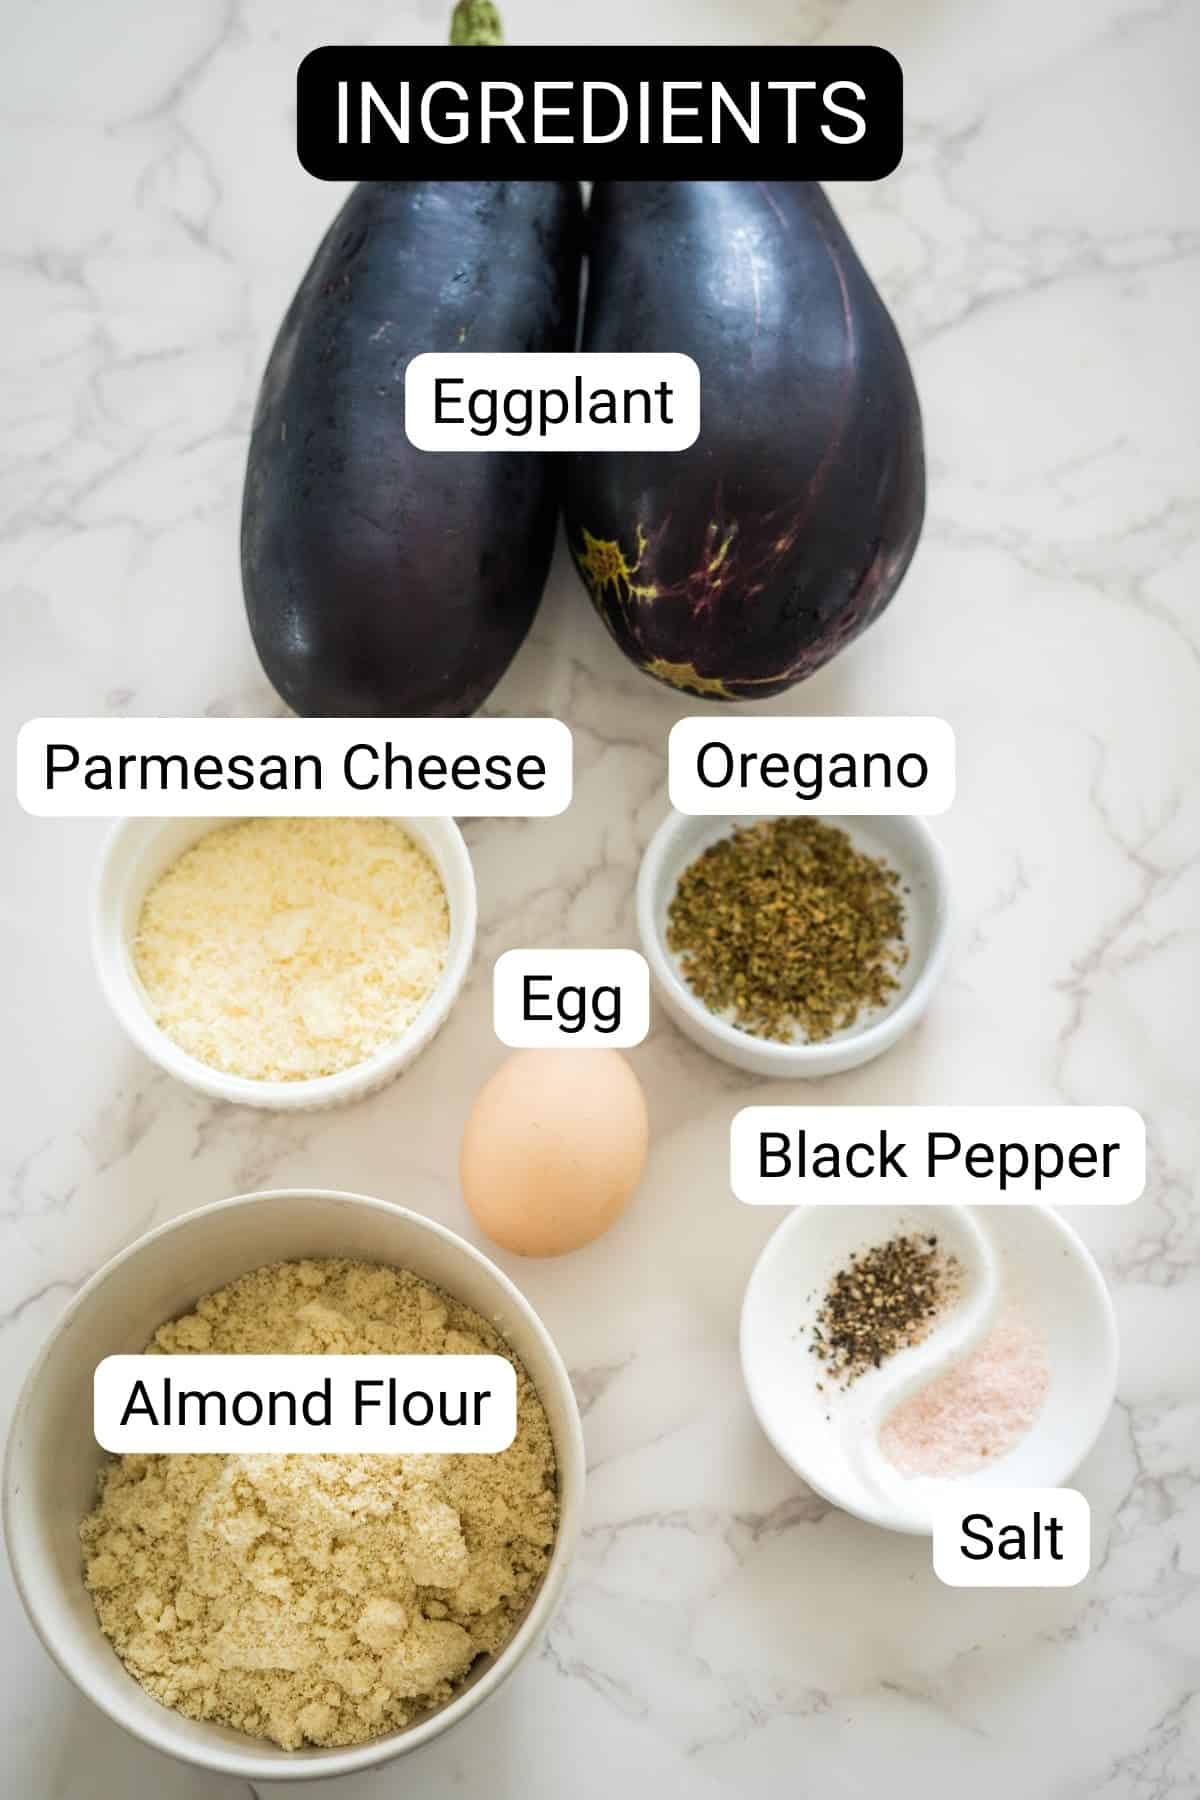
[297,47,902,180]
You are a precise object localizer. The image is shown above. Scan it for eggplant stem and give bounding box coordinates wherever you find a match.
[450,1,504,44]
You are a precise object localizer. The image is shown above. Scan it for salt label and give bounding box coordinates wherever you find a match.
[932,1488,1091,1587]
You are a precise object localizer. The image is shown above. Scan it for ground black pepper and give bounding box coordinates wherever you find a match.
[665,818,908,1043]
[807,1233,962,1386]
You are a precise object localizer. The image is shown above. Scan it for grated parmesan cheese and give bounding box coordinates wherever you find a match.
[133,818,450,1082]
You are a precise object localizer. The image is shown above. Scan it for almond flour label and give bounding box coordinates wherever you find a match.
[94,1353,517,1454]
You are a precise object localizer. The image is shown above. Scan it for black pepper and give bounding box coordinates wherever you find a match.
[806,1233,962,1387]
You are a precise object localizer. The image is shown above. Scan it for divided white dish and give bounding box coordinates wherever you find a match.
[636,809,950,1077]
[91,816,477,1109]
[740,1203,1118,1534]
[3,1189,585,1782]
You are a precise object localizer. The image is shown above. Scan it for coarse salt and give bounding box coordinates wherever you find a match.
[878,1305,1049,1478]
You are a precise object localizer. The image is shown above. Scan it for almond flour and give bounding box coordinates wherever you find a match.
[132,817,449,1082]
[80,1259,557,1751]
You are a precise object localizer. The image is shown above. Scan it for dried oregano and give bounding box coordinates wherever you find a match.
[665,818,908,1042]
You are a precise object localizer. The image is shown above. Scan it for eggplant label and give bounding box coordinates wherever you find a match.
[296,47,902,180]
[669,718,955,816]
[730,1107,1147,1207]
[493,949,650,1048]
[406,353,700,453]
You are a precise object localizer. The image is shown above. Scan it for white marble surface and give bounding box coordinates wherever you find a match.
[2,0,1198,1794]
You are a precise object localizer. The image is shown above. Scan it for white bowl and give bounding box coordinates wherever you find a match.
[740,1202,1118,1534]
[3,1189,585,1782]
[91,817,477,1109]
[636,809,950,1078]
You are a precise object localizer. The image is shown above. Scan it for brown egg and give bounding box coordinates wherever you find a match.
[460,1049,649,1257]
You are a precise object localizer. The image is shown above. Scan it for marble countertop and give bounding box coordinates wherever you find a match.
[3,1,1197,1795]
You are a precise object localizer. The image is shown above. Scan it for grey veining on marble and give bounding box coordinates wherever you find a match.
[1,1,1198,1795]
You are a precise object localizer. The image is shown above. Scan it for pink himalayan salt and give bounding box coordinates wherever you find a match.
[878,1306,1049,1478]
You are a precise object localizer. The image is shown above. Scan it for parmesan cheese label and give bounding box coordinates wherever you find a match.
[17,717,572,816]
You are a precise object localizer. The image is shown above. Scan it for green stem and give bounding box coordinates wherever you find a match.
[450,1,503,45]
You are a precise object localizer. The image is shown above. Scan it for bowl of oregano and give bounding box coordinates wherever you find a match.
[636,811,950,1076]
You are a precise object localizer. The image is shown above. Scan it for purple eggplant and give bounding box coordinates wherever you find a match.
[242,179,582,718]
[565,181,924,700]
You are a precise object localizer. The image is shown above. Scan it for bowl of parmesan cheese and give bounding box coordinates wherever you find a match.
[91,815,477,1108]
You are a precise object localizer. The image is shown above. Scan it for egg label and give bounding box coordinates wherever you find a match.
[493,949,650,1047]
[933,1489,1091,1587]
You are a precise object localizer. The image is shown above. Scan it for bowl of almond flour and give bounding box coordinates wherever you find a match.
[2,1190,585,1780]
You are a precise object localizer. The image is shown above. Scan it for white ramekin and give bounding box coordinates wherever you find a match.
[739,1201,1118,1534]
[91,816,477,1109]
[3,1189,584,1783]
[636,809,951,1078]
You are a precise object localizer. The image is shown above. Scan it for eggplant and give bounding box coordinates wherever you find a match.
[242,179,582,717]
[564,181,924,700]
